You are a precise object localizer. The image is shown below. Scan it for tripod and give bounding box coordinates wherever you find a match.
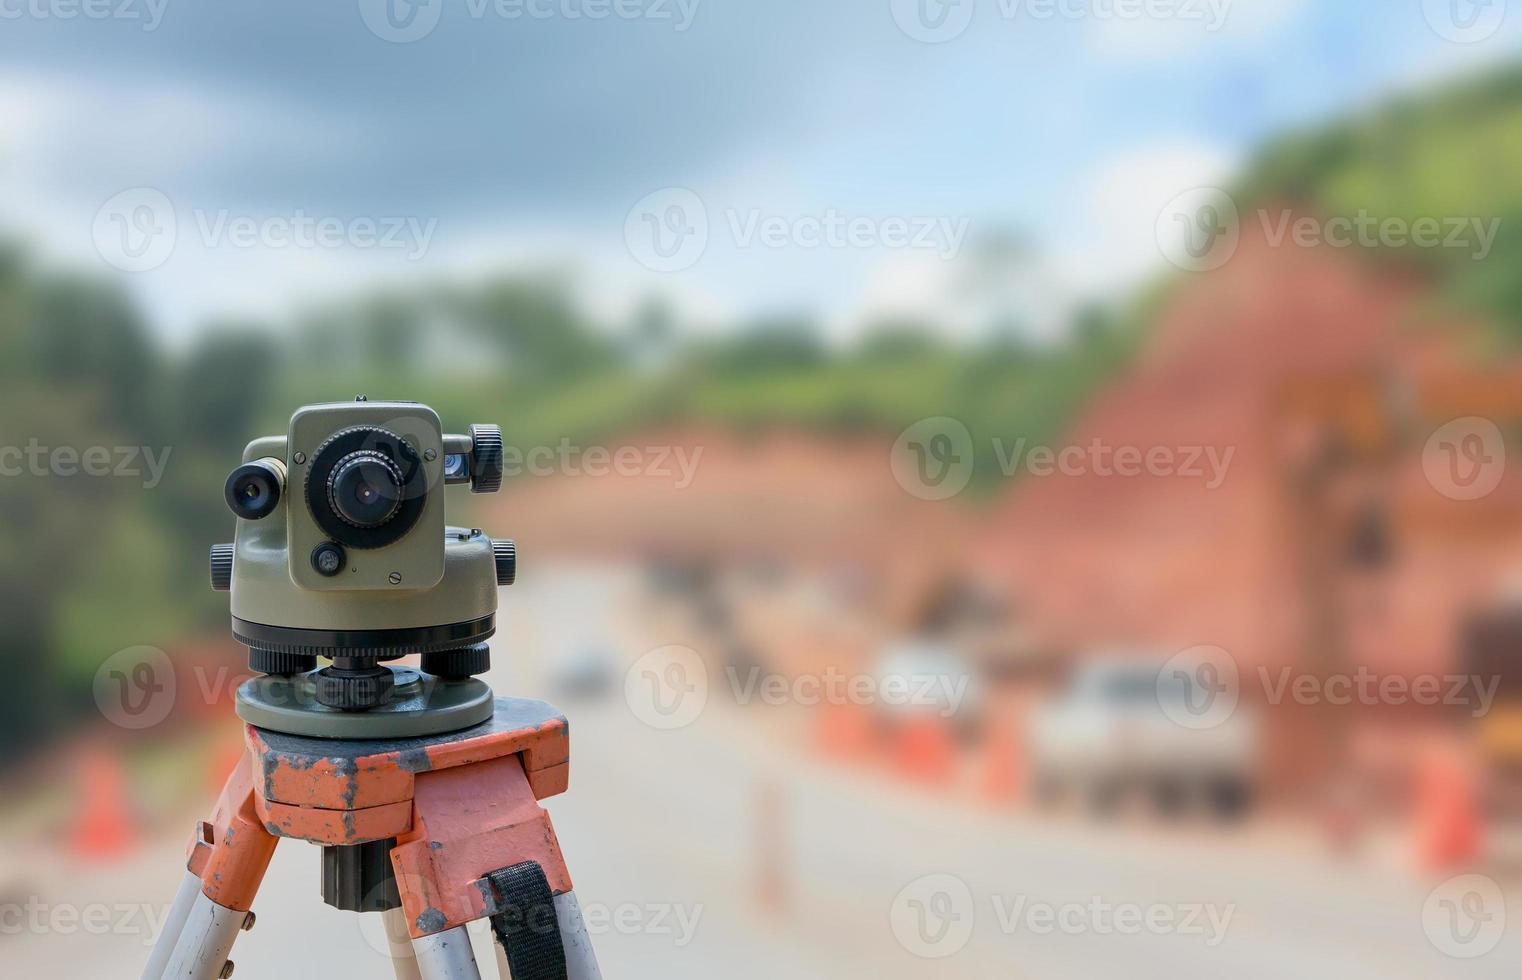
[140,696,602,980]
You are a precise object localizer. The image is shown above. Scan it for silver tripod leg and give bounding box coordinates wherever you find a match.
[384,907,424,980]
[141,871,204,980]
[486,891,603,979]
[554,891,603,980]
[411,891,599,980]
[159,891,252,979]
[412,926,483,979]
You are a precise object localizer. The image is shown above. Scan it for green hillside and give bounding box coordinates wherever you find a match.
[1236,64,1522,346]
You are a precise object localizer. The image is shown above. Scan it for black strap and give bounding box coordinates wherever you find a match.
[486,862,568,980]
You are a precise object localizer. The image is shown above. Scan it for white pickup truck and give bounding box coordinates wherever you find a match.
[1028,656,1257,820]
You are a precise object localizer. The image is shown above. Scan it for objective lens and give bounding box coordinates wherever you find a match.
[328,452,404,528]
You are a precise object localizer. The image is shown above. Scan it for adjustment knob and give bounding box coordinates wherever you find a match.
[421,643,492,678]
[314,665,396,712]
[469,423,504,494]
[210,543,234,591]
[493,538,516,586]
[248,649,316,676]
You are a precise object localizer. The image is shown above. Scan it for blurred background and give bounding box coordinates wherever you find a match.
[8,0,1522,976]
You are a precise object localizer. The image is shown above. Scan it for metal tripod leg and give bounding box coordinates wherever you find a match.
[458,891,600,980]
[385,907,426,980]
[412,926,483,979]
[483,889,602,979]
[552,891,604,980]
[141,871,204,980]
[143,748,278,980]
[159,894,253,979]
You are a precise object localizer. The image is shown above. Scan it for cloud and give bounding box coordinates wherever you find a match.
[1052,141,1240,293]
[0,72,358,194]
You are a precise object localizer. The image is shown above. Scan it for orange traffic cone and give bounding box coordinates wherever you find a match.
[893,714,956,785]
[69,749,135,859]
[979,714,1024,804]
[1414,746,1483,872]
[814,703,877,760]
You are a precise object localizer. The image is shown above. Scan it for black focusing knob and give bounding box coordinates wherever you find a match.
[493,538,516,586]
[210,543,234,591]
[469,424,504,494]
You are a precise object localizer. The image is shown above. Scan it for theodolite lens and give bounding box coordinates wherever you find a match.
[329,451,404,528]
[225,459,285,520]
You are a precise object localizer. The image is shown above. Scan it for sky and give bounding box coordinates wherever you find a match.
[0,0,1519,343]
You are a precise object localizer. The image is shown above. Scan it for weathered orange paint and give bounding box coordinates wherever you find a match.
[184,750,279,912]
[187,701,574,928]
[249,715,569,811]
[391,754,573,939]
[527,761,570,799]
[256,796,415,844]
[248,728,415,810]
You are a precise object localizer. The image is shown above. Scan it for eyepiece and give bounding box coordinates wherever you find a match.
[226,458,286,520]
[328,451,405,529]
